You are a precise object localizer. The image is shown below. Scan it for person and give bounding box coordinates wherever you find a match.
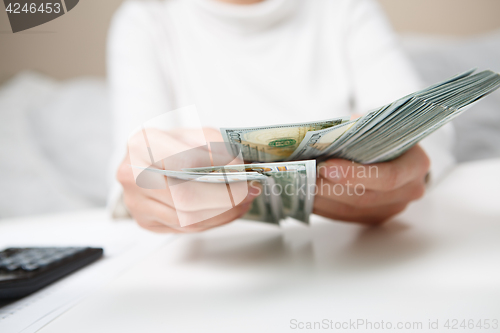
[107,0,455,233]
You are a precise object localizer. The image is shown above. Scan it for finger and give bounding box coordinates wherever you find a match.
[313,199,408,225]
[209,143,244,166]
[151,179,259,212]
[127,129,207,179]
[174,201,252,229]
[202,127,223,143]
[127,170,257,212]
[146,180,235,211]
[123,192,183,233]
[146,128,209,168]
[318,145,430,191]
[315,177,426,207]
[131,128,214,174]
[178,202,252,233]
[124,191,181,229]
[125,161,260,214]
[130,191,253,232]
[167,127,238,168]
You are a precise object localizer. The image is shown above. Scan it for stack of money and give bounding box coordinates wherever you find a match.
[221,69,500,165]
[185,161,316,224]
[141,69,500,226]
[136,160,317,225]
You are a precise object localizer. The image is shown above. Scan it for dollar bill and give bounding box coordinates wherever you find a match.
[185,162,312,174]
[247,160,316,224]
[286,120,357,161]
[220,117,349,162]
[130,166,267,183]
[321,69,500,164]
[243,177,282,225]
[187,160,317,224]
[133,160,317,225]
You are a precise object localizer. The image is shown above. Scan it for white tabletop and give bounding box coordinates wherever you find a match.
[13,159,500,332]
[0,209,172,333]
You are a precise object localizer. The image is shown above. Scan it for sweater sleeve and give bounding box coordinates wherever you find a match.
[344,0,456,184]
[106,1,175,218]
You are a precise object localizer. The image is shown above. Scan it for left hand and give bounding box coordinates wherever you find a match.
[118,127,256,233]
[313,145,430,225]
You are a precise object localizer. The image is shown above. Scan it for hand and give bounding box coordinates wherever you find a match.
[117,128,258,233]
[313,145,430,225]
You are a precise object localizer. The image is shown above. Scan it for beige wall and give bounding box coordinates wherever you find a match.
[0,0,123,82]
[1,0,500,82]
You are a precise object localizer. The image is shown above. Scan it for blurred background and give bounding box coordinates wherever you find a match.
[1,0,500,218]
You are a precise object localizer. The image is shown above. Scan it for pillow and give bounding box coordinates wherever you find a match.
[0,72,112,218]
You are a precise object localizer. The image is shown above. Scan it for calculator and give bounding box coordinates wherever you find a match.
[0,247,103,299]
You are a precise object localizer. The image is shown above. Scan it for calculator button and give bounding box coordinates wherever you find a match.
[0,258,14,266]
[63,248,80,256]
[21,263,39,271]
[38,258,52,265]
[5,264,20,271]
[51,254,66,261]
[18,258,33,266]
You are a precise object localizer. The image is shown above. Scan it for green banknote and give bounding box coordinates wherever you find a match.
[220,117,349,162]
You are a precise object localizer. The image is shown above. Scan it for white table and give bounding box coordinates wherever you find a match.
[0,210,172,333]
[5,159,500,332]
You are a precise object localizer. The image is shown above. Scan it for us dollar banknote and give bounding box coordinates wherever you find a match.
[286,120,357,161]
[135,160,317,225]
[220,117,349,162]
[185,160,317,224]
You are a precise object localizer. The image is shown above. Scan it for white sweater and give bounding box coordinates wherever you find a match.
[107,0,455,216]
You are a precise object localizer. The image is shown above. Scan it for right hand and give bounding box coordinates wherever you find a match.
[117,128,259,233]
